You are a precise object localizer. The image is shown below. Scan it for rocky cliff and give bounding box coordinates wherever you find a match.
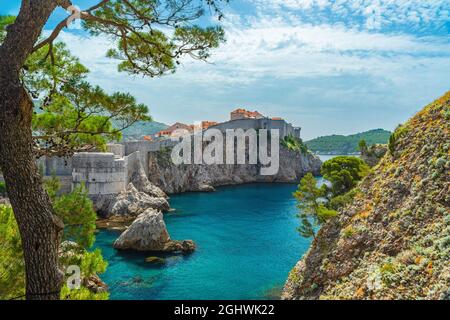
[283,92,450,300]
[147,146,322,194]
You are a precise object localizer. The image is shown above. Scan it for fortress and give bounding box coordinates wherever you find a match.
[1,108,303,200]
[154,108,301,141]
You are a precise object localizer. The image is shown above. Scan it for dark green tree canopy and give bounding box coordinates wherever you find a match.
[321,156,370,196]
[1,16,150,157]
[293,173,337,239]
[33,0,226,77]
[0,1,226,157]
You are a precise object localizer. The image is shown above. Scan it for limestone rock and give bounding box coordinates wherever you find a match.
[130,161,168,199]
[96,215,135,231]
[197,184,216,192]
[145,256,166,264]
[113,208,196,253]
[147,145,322,194]
[83,275,108,293]
[361,144,388,167]
[283,92,450,300]
[162,240,196,253]
[108,183,170,217]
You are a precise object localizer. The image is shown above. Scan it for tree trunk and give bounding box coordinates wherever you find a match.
[0,0,63,300]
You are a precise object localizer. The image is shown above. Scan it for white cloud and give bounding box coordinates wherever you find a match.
[246,0,450,31]
[43,2,450,139]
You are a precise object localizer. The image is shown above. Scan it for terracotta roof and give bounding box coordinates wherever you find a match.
[231,108,264,118]
[202,121,218,129]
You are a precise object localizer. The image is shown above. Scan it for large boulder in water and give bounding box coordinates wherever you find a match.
[113,208,195,253]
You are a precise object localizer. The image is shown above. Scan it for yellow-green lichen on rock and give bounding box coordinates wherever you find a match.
[282,91,450,300]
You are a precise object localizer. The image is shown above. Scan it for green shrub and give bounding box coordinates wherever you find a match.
[0,205,25,299]
[294,173,338,239]
[388,125,409,155]
[342,225,355,238]
[0,178,107,300]
[329,188,360,210]
[281,135,308,154]
[53,184,97,248]
[321,156,370,196]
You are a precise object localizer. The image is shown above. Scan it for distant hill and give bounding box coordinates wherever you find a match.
[305,129,391,154]
[120,121,168,141]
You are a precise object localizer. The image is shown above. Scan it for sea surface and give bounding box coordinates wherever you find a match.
[93,182,324,300]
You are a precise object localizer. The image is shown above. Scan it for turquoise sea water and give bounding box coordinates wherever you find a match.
[93,183,321,300]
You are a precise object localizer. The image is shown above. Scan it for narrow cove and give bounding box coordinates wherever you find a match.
[93,182,324,300]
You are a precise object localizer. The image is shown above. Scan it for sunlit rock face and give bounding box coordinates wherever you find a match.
[113,208,195,253]
[147,145,322,194]
[283,93,450,300]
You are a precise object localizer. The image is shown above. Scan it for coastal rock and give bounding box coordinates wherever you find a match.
[113,208,196,253]
[283,92,450,300]
[83,275,108,293]
[130,161,168,199]
[145,256,166,264]
[361,144,388,167]
[93,186,169,218]
[96,215,135,231]
[162,240,196,253]
[101,183,170,218]
[197,184,216,192]
[147,145,322,194]
[92,157,169,218]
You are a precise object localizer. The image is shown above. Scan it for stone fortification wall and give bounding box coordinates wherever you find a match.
[72,153,127,195]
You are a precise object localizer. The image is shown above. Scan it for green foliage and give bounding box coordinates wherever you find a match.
[59,247,108,300]
[342,225,355,238]
[26,42,151,155]
[388,125,409,155]
[358,139,368,153]
[0,180,106,299]
[0,15,15,42]
[0,16,151,156]
[294,173,338,239]
[321,156,370,196]
[0,205,25,299]
[53,184,97,249]
[329,188,361,210]
[44,177,97,248]
[61,285,109,300]
[84,0,226,77]
[120,120,168,141]
[59,245,107,281]
[44,174,61,201]
[305,129,391,154]
[281,135,308,153]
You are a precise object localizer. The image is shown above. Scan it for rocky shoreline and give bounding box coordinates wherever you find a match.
[96,145,321,256]
[147,146,322,194]
[93,160,196,254]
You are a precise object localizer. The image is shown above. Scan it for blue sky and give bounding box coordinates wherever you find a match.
[2,0,449,140]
